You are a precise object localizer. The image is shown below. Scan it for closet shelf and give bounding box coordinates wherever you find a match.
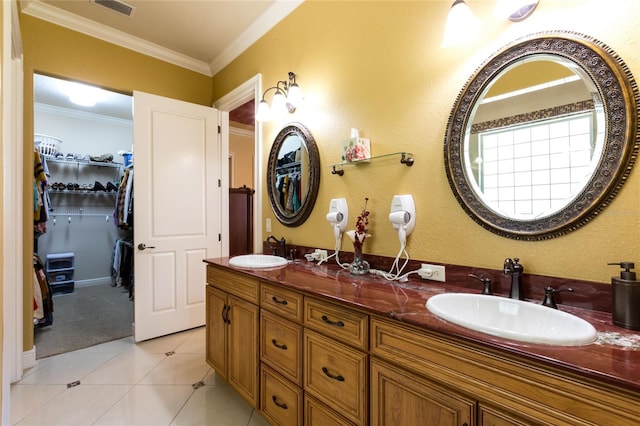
[44,156,123,169]
[330,151,414,176]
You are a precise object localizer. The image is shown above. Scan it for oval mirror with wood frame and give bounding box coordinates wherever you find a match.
[267,122,320,227]
[444,31,640,240]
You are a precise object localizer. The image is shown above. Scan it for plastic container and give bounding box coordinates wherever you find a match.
[122,152,133,167]
[34,134,62,157]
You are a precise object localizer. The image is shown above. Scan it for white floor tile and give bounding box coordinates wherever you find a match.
[139,354,210,385]
[16,353,116,385]
[9,327,267,426]
[10,384,67,425]
[15,384,132,425]
[174,328,205,354]
[93,384,194,426]
[82,351,166,385]
[170,385,254,426]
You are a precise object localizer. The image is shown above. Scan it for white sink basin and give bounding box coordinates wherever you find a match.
[229,254,288,269]
[426,293,597,346]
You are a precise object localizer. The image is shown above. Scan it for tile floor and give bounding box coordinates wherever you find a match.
[10,327,271,426]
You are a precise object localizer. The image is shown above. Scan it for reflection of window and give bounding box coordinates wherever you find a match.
[477,113,595,219]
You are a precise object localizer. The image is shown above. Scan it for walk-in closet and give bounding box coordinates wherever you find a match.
[33,74,134,358]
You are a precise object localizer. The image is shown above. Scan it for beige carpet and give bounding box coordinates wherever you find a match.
[34,283,133,359]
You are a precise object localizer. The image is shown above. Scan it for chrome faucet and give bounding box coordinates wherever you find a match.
[267,235,287,258]
[503,258,524,300]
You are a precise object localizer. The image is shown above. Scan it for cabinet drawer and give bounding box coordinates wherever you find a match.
[304,394,356,426]
[207,265,259,304]
[261,282,304,323]
[261,364,303,426]
[260,309,303,386]
[304,330,368,425]
[304,297,368,350]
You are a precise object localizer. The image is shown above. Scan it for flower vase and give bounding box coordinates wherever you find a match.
[349,242,370,275]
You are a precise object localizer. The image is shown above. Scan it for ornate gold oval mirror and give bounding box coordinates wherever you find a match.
[267,122,320,227]
[444,32,639,240]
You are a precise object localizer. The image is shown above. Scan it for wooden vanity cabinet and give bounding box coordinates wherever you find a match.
[370,316,640,426]
[303,297,369,426]
[371,357,475,426]
[205,266,260,407]
[260,283,305,426]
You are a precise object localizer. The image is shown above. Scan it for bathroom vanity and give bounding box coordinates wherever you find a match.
[204,258,640,426]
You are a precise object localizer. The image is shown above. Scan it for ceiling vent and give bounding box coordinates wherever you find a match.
[92,0,136,17]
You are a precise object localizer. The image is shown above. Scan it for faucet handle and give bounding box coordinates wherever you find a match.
[469,274,493,295]
[542,286,574,309]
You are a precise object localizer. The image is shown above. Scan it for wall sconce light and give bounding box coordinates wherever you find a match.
[256,71,302,122]
[442,0,540,48]
[494,0,539,22]
[441,0,479,48]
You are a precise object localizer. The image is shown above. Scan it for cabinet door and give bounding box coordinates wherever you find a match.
[371,358,475,426]
[228,294,260,407]
[206,286,227,380]
[304,330,368,425]
[261,364,303,426]
[261,309,303,386]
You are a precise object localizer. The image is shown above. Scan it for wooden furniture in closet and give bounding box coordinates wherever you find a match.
[229,186,254,256]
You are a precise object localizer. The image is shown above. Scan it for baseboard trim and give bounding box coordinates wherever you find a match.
[23,346,36,370]
[75,277,112,288]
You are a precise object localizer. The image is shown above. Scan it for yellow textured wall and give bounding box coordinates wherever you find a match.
[211,0,640,284]
[20,14,213,351]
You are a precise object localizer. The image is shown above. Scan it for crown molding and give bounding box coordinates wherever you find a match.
[22,0,212,76]
[35,102,133,127]
[208,0,303,76]
[229,126,254,138]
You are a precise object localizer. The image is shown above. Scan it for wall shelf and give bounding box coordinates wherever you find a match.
[330,152,414,176]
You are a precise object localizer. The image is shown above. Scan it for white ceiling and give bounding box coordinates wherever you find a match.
[24,0,302,120]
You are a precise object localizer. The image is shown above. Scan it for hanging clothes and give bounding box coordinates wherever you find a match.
[114,167,134,229]
[34,150,50,237]
[33,254,53,327]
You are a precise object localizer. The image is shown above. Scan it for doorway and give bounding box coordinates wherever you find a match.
[33,74,134,358]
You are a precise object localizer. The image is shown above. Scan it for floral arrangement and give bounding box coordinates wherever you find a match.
[346,197,370,250]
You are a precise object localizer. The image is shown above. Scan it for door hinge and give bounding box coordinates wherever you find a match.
[217,125,221,134]
[218,233,222,242]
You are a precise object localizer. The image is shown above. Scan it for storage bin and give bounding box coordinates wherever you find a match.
[50,280,74,295]
[47,268,74,283]
[46,252,75,271]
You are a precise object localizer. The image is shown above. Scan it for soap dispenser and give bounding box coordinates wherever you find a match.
[608,262,640,330]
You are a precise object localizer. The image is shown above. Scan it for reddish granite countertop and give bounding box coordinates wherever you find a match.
[204,257,640,393]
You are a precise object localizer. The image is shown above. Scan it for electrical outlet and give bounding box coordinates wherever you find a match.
[419,263,446,282]
[266,218,272,232]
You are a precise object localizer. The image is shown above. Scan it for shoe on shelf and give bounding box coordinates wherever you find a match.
[92,181,107,192]
[106,181,118,192]
[65,153,75,161]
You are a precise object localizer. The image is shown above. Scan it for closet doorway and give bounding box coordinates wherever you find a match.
[33,74,134,359]
[228,99,256,256]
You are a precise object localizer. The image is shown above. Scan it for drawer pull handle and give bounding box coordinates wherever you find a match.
[271,296,288,305]
[272,395,288,410]
[321,315,344,327]
[221,304,229,324]
[322,367,345,381]
[271,339,288,350]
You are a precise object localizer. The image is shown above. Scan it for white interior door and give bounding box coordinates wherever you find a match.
[133,91,221,342]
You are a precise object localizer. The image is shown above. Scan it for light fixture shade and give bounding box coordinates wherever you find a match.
[286,83,302,110]
[441,0,479,48]
[271,91,287,117]
[494,0,539,21]
[256,99,272,122]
